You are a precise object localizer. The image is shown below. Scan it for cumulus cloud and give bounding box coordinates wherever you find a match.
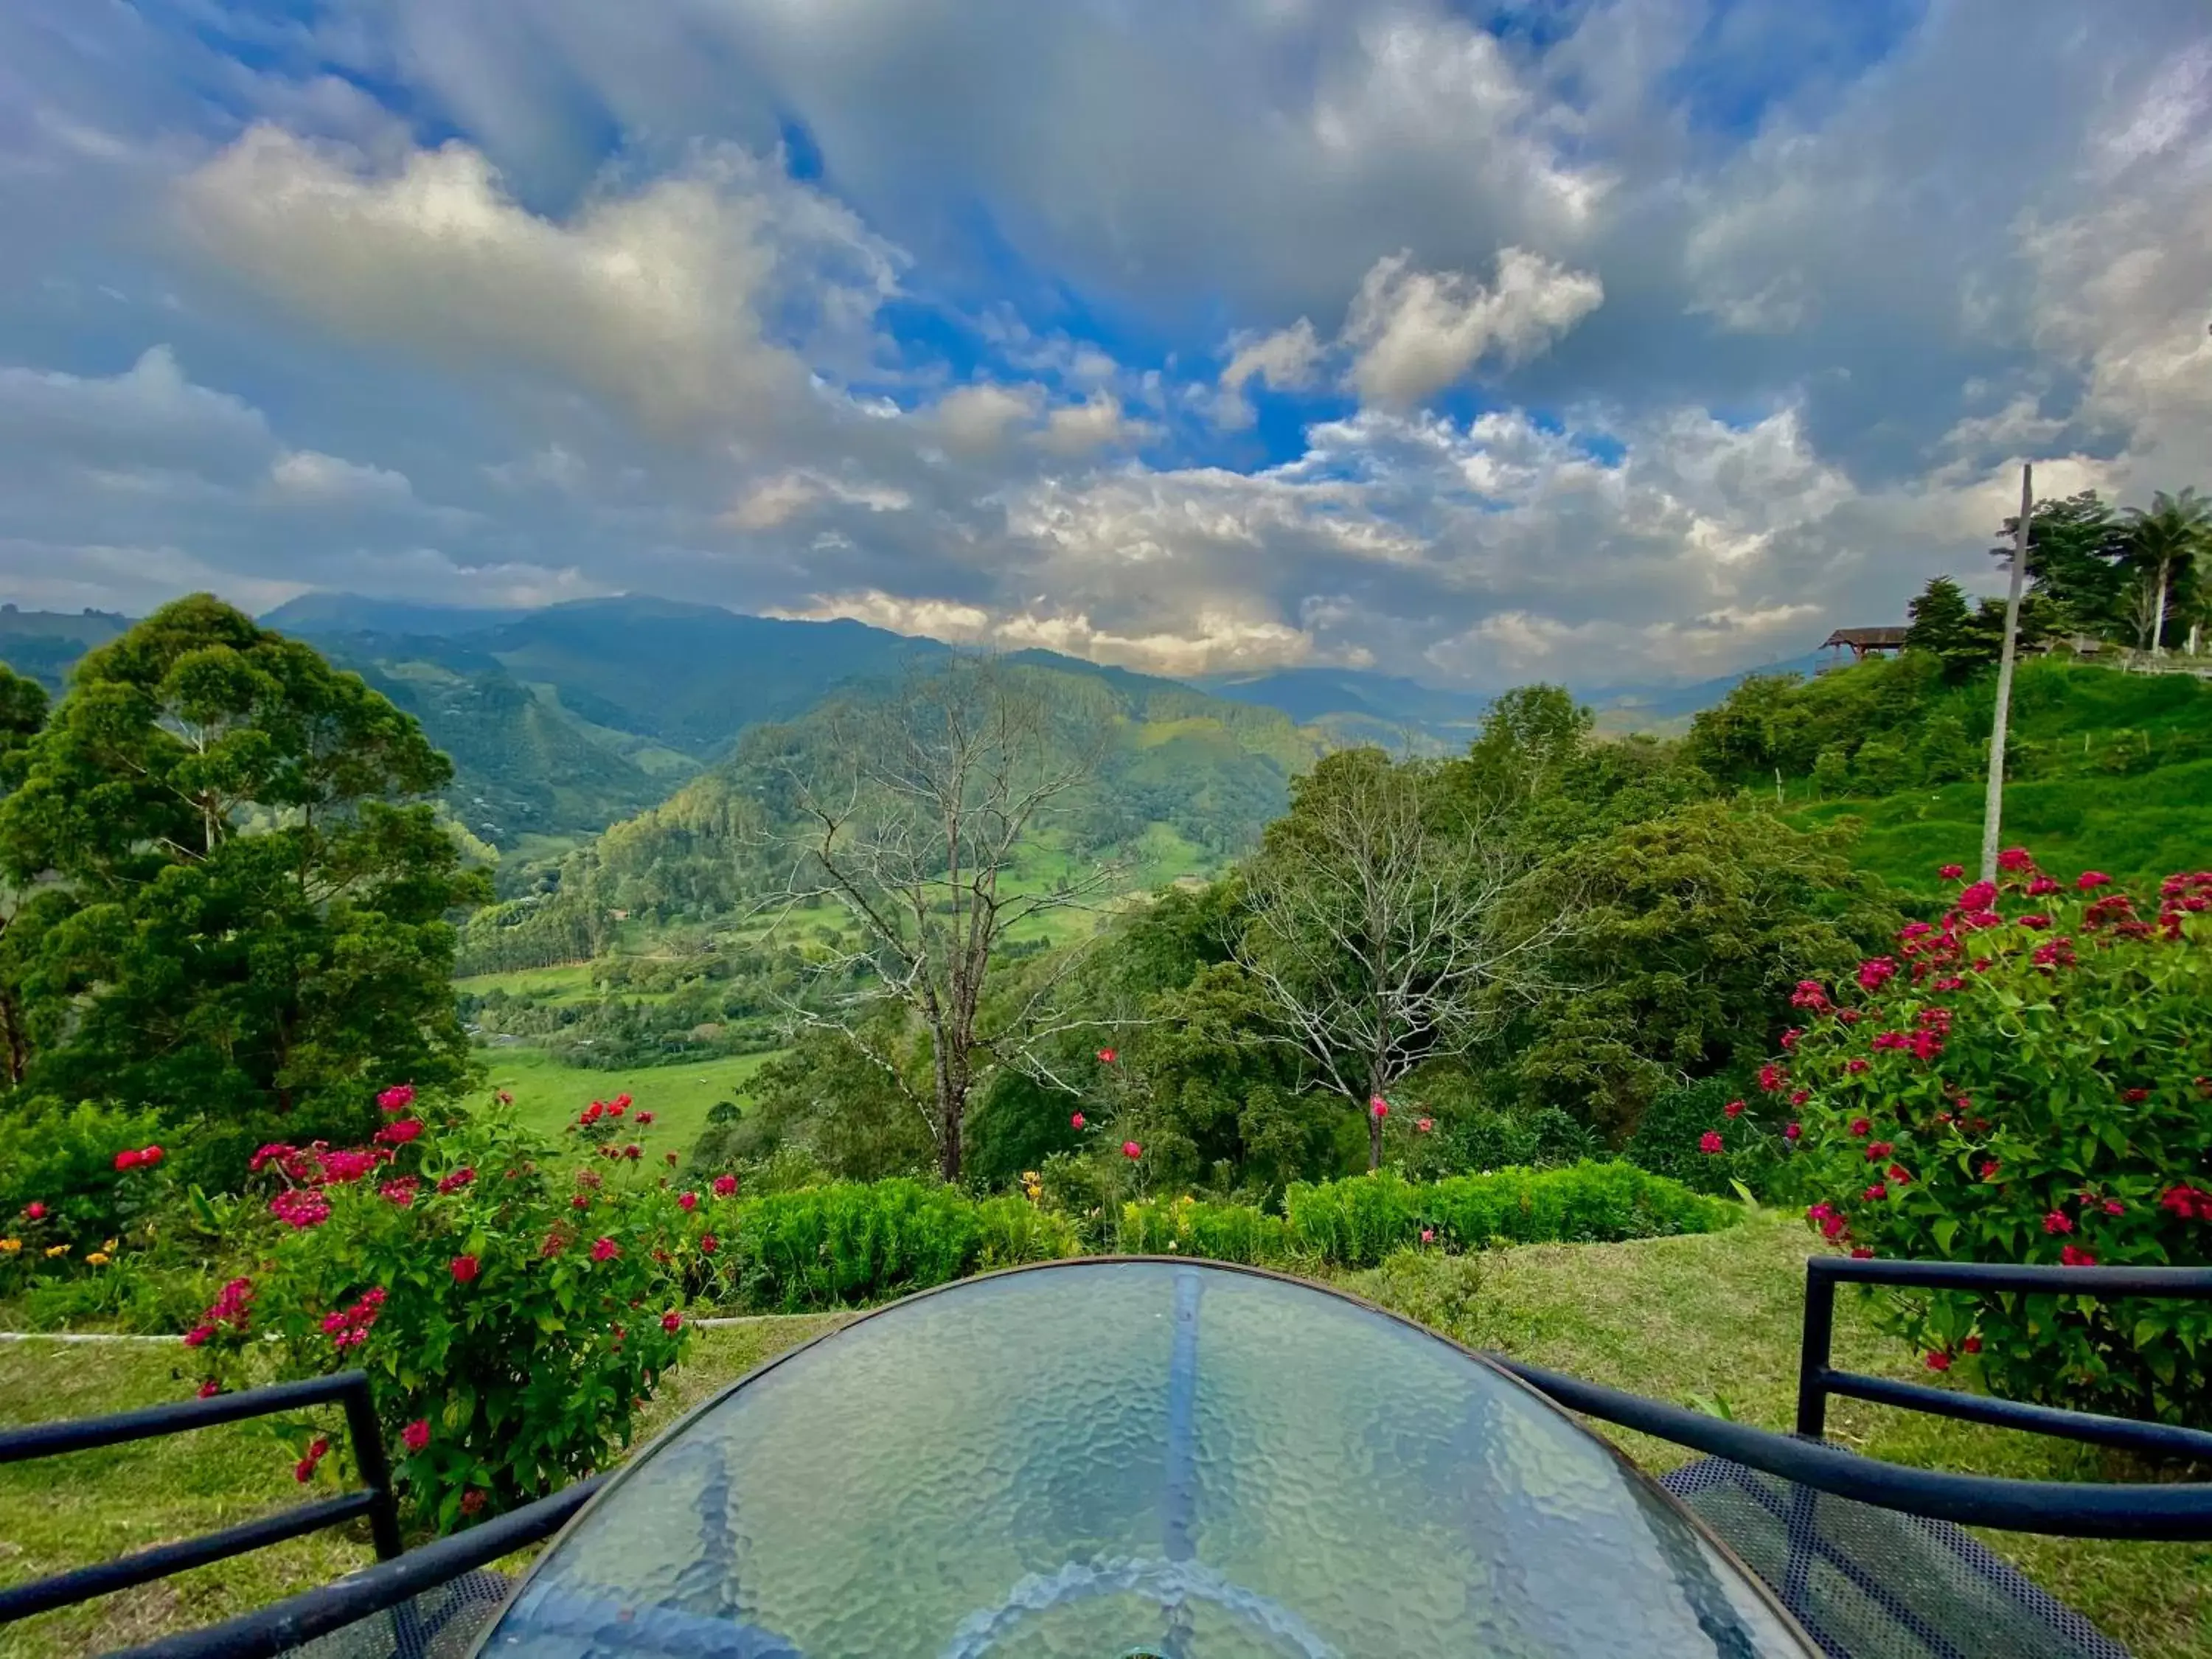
[922,381,1045,457]
[175,125,902,434]
[1342,248,1604,408]
[1033,393,1158,458]
[1215,319,1323,428]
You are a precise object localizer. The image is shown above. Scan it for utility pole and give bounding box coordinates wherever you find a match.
[1980,463,2033,883]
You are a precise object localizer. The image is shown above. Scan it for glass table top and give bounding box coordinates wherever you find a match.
[476,1259,1815,1658]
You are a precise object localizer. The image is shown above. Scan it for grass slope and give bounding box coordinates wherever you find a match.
[3,1220,2200,1656]
[474,1046,782,1150]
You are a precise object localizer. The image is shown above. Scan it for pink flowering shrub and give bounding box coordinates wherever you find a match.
[189,1096,717,1531]
[1780,853,2212,1422]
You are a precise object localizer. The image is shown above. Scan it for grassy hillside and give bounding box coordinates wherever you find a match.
[1691,656,2212,898]
[473,1043,782,1149]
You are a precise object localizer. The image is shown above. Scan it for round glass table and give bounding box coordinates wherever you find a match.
[474,1259,1818,1657]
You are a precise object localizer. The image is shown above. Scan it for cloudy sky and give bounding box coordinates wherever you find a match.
[4,1,2208,689]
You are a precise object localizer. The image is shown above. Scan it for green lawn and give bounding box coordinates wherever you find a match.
[5,1221,2200,1657]
[473,1046,782,1149]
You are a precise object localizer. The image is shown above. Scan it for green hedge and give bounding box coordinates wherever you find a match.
[714,1178,1081,1310]
[1118,1196,1292,1263]
[1284,1162,1738,1268]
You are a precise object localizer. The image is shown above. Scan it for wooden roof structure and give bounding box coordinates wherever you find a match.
[1820,625,1909,661]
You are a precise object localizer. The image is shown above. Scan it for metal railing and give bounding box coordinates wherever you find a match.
[0,1370,401,1626]
[1795,1256,2212,1461]
[1496,1255,2212,1542]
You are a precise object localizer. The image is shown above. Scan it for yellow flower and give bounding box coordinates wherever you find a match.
[102,1238,119,1253]
[86,1252,111,1267]
[0,1238,20,1253]
[44,1244,70,1259]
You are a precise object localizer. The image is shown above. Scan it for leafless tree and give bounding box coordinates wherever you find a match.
[1234,749,1575,1169]
[759,659,1124,1180]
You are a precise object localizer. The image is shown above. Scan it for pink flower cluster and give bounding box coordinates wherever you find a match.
[112,1144,165,1171]
[182,1276,255,1348]
[321,1286,388,1352]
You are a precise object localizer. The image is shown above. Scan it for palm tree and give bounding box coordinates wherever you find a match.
[2122,487,2212,654]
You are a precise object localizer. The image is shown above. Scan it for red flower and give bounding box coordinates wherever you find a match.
[1096,1048,1118,1064]
[2060,1243,2098,1267]
[1865,1141,1893,1160]
[1850,1247,1875,1259]
[1962,1335,1983,1354]
[712,1175,738,1197]
[1849,1117,1873,1137]
[1845,1058,1870,1074]
[1996,848,2035,873]
[2042,1210,2073,1235]
[591,1237,619,1262]
[1938,863,1965,880]
[1723,1099,1745,1119]
[1788,1089,1809,1106]
[403,1419,431,1453]
[1757,1062,1787,1093]
[1790,980,1832,1012]
[460,1489,485,1517]
[612,1093,631,1110]
[2101,1199,2124,1215]
[636,1111,654,1126]
[622,1144,641,1161]
[1784,1122,1801,1141]
[436,1167,476,1194]
[678,1191,699,1212]
[1779,1028,1801,1051]
[269,1189,332,1230]
[196,1380,221,1399]
[1980,1160,2001,1180]
[1370,1096,1388,1119]
[293,1436,332,1484]
[1855,958,1899,993]
[1699,1130,1725,1155]
[699,1233,719,1254]
[140,1144,167,1166]
[374,1118,423,1147]
[378,1177,419,1207]
[2025,875,2059,896]
[2121,1087,2149,1103]
[1872,1031,1909,1051]
[1925,1351,1951,1372]
[1888,1164,1912,1183]
[450,1253,480,1284]
[1863,1182,1888,1201]
[1960,880,2001,910]
[183,1325,215,1348]
[570,1192,590,1210]
[2158,1184,2212,1221]
[24,1201,46,1221]
[1419,1228,1435,1244]
[2017,913,2051,931]
[661,1310,683,1334]
[495,1090,512,1105]
[2075,870,2112,891]
[114,1148,142,1170]
[1121,1141,1143,1161]
[376,1084,416,1113]
[1415,1116,1433,1133]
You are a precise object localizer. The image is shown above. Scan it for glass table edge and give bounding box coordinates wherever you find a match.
[464,1253,1824,1658]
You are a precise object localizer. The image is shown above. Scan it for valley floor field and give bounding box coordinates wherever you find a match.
[473,1045,782,1148]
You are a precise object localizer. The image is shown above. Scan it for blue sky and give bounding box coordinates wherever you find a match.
[1,0,2207,689]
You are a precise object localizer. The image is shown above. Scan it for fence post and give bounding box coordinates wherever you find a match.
[340,1375,405,1562]
[1795,1262,1837,1441]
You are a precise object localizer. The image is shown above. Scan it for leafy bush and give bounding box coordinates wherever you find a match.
[1116,1194,1290,1263]
[187,1093,707,1531]
[1,1103,181,1300]
[1284,1162,1735,1268]
[712,1178,1077,1310]
[1778,854,2212,1422]
[1625,1077,1785,1198]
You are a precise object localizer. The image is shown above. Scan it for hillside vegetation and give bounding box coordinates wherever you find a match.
[1686,654,2212,895]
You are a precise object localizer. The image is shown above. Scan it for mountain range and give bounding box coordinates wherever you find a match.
[0,591,1836,854]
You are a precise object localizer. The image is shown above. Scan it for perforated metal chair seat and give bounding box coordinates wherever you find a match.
[279,1567,512,1659]
[1658,1457,2129,1659]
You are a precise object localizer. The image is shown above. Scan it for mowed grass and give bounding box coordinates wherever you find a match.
[4,1222,2200,1656]
[473,1046,782,1150]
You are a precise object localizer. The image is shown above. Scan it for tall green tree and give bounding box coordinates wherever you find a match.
[1992,490,2129,641]
[1904,577,1991,681]
[2123,487,2211,653]
[0,665,50,1086]
[0,597,488,1178]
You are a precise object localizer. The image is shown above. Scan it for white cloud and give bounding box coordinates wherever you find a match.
[1216,318,1323,427]
[922,381,1044,458]
[721,469,913,531]
[1342,248,1603,408]
[268,449,416,504]
[1033,393,1158,457]
[175,125,902,433]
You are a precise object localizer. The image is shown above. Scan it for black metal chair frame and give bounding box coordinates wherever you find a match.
[4,1256,2208,1658]
[0,1369,403,1627]
[1493,1256,2212,1540]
